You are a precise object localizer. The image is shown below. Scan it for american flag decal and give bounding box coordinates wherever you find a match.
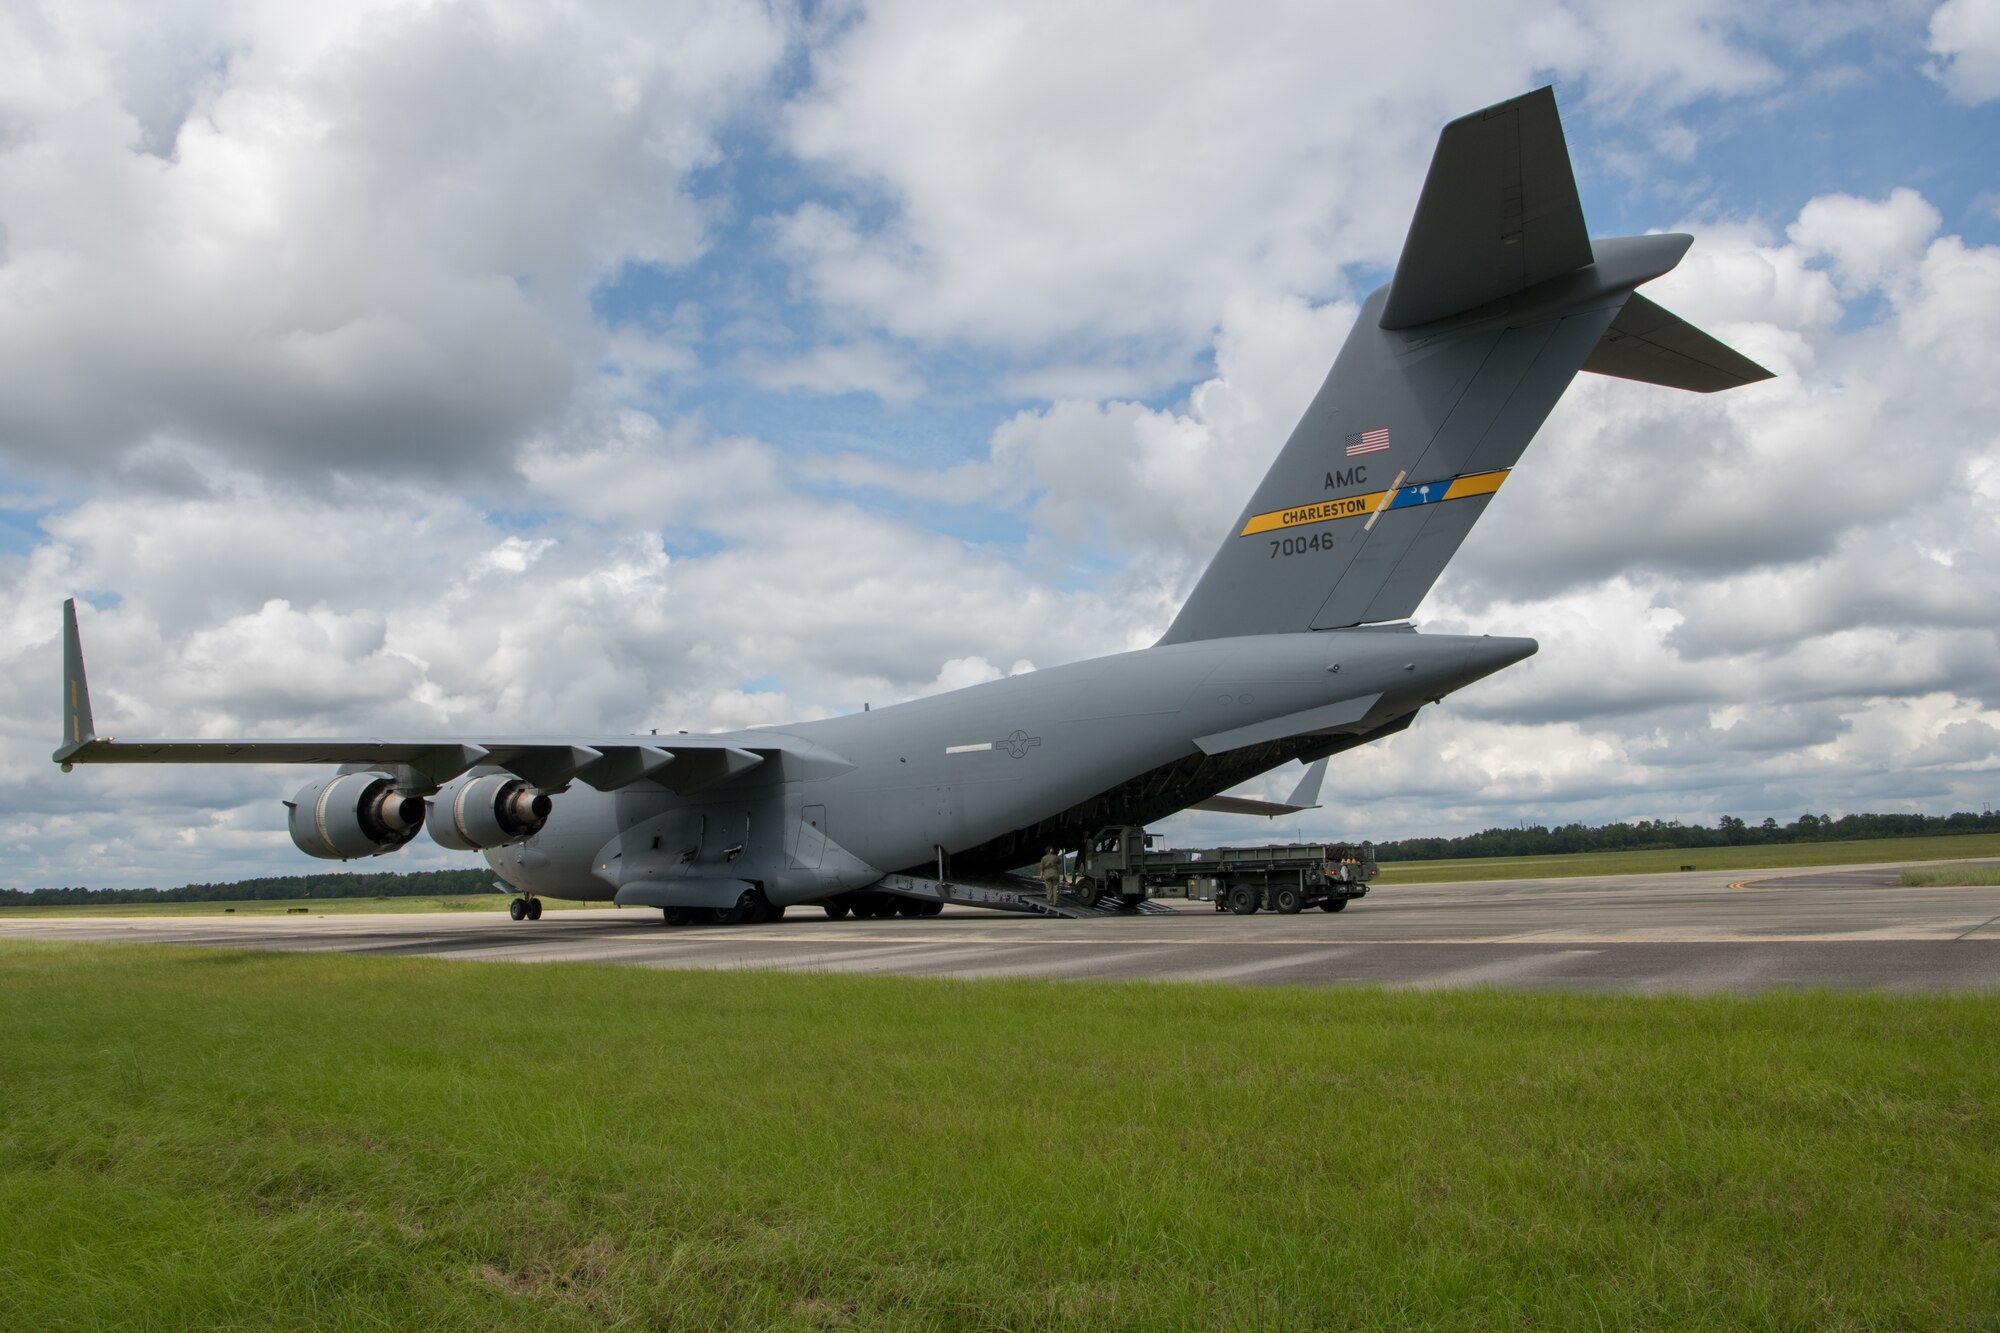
[1345,427,1391,457]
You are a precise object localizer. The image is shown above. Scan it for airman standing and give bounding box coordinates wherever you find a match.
[1039,846,1063,908]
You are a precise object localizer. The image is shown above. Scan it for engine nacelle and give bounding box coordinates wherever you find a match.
[286,772,425,860]
[428,772,552,851]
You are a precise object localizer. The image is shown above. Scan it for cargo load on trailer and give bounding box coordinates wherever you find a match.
[1077,825,1376,915]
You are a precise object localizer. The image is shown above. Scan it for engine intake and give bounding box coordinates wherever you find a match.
[286,772,425,860]
[428,772,552,851]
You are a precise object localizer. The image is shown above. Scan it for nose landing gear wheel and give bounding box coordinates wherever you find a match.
[508,897,527,921]
[526,897,543,920]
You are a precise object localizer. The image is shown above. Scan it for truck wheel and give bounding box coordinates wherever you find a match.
[1226,885,1259,915]
[1319,897,1349,913]
[1274,887,1302,915]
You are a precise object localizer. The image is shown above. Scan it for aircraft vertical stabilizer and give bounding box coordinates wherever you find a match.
[1159,87,1771,646]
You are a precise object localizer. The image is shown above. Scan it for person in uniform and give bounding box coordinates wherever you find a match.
[1039,846,1063,906]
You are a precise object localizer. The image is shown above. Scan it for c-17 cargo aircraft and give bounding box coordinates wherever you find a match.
[53,88,1770,923]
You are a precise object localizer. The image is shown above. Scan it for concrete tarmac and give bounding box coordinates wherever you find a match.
[7,861,2000,993]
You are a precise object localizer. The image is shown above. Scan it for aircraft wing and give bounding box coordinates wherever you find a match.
[52,600,786,794]
[1186,757,1327,818]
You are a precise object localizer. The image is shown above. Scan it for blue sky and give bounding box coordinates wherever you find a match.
[2,0,1997,886]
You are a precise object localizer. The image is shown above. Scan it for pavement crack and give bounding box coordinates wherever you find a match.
[1954,914,2000,941]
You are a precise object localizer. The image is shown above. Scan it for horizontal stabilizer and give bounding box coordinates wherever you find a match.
[1380,86,1592,329]
[1581,293,1775,392]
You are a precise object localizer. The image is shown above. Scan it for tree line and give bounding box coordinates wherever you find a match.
[1,867,497,908]
[8,808,1999,904]
[1367,809,2000,862]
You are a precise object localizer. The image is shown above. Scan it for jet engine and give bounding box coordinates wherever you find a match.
[427,772,552,851]
[286,772,425,860]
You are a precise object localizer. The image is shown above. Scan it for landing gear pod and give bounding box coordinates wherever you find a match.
[427,772,552,851]
[285,772,425,860]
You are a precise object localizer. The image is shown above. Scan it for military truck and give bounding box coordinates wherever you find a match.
[1077,825,1376,915]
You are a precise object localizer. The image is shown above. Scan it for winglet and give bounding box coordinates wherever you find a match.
[1283,757,1328,810]
[1184,757,1331,818]
[55,599,98,766]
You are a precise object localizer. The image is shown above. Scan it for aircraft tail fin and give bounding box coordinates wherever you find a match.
[57,599,98,763]
[1159,88,1770,645]
[1378,86,1592,330]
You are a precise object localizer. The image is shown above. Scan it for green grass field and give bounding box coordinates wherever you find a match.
[3,942,1996,1330]
[1902,863,2000,887]
[1379,832,2000,884]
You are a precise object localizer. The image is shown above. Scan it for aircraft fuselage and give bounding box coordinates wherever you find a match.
[489,629,1534,908]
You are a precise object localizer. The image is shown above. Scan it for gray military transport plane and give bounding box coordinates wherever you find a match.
[53,88,1770,924]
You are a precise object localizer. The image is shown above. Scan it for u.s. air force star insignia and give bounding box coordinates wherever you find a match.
[997,730,1042,759]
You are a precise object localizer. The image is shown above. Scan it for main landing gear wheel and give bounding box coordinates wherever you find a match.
[1274,887,1302,915]
[893,897,924,918]
[823,902,851,920]
[920,900,944,917]
[661,906,696,926]
[713,889,774,926]
[1319,897,1349,913]
[527,897,543,920]
[1226,885,1260,915]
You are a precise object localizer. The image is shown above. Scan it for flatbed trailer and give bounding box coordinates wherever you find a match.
[1078,824,1376,915]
